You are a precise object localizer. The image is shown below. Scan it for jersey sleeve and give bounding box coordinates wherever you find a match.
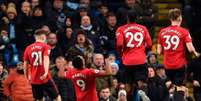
[184,30,192,43]
[88,69,105,77]
[44,45,51,56]
[144,27,152,48]
[116,27,124,51]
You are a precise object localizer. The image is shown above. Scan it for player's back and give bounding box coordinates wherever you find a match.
[158,25,192,69]
[24,42,51,84]
[25,42,49,67]
[116,23,152,66]
[66,68,99,101]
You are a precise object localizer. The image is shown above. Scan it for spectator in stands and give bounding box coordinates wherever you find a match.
[138,0,158,38]
[52,56,76,101]
[116,0,143,25]
[59,27,74,55]
[31,0,40,9]
[92,53,105,70]
[67,29,94,67]
[0,63,8,100]
[80,0,90,9]
[0,29,19,65]
[46,0,66,32]
[80,15,101,52]
[111,78,118,98]
[0,30,7,57]
[2,4,19,65]
[164,86,193,101]
[118,83,126,91]
[117,90,127,101]
[47,32,63,64]
[111,62,119,75]
[147,52,158,68]
[99,12,117,54]
[65,16,73,28]
[16,1,34,54]
[0,2,7,21]
[92,53,112,92]
[3,62,34,101]
[147,65,169,101]
[108,53,116,63]
[73,6,89,27]
[5,3,17,45]
[99,86,116,101]
[32,6,46,30]
[188,57,201,101]
[0,2,8,29]
[96,3,109,28]
[20,1,31,16]
[41,25,51,33]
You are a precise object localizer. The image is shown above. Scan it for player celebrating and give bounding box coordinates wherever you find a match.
[58,55,113,101]
[157,8,200,87]
[23,29,61,101]
[116,10,152,100]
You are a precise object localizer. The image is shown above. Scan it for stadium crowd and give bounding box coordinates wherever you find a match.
[0,0,201,101]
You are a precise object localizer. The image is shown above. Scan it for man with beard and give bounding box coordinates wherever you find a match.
[47,32,63,64]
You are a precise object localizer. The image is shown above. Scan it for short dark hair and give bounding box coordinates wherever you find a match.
[72,56,84,69]
[127,10,137,23]
[76,29,86,36]
[98,2,108,9]
[168,8,181,21]
[106,12,116,18]
[155,64,164,70]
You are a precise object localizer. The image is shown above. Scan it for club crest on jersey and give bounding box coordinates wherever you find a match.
[94,70,100,73]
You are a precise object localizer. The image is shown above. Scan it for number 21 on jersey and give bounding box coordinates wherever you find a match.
[126,32,143,48]
[31,51,42,66]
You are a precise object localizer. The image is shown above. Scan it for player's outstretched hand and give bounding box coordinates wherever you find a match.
[40,73,48,80]
[105,58,112,67]
[193,80,200,87]
[195,52,201,58]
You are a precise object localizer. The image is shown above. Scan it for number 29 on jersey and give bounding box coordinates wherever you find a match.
[126,32,143,48]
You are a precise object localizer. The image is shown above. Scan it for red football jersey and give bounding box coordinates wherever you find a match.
[65,68,104,101]
[116,23,152,66]
[24,42,51,84]
[158,25,192,69]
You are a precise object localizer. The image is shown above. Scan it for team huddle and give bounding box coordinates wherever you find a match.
[23,8,200,101]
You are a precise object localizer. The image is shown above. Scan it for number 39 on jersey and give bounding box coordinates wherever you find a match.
[163,35,180,50]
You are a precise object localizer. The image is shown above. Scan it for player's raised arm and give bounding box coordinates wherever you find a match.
[91,58,113,77]
[104,58,113,75]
